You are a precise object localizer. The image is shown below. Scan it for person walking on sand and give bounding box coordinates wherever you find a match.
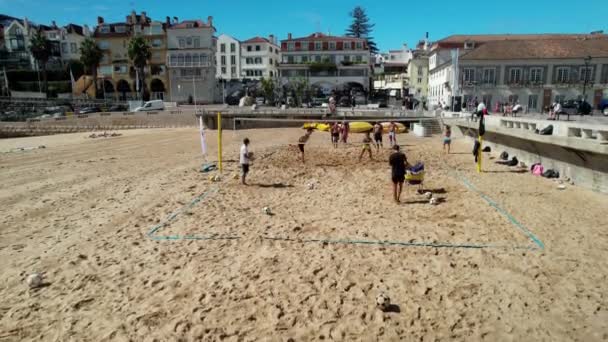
[240,138,253,185]
[358,131,373,162]
[388,121,398,147]
[373,122,383,151]
[389,145,409,203]
[443,125,452,154]
[331,122,340,148]
[341,121,350,144]
[298,128,313,163]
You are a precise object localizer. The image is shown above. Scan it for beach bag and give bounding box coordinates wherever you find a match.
[539,125,553,135]
[500,151,509,160]
[542,169,559,178]
[532,164,544,176]
[507,157,519,167]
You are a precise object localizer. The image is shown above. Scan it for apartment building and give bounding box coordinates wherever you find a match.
[166,17,216,103]
[427,33,608,110]
[407,51,429,100]
[240,35,280,80]
[94,11,170,100]
[215,34,240,80]
[1,18,36,70]
[279,32,371,94]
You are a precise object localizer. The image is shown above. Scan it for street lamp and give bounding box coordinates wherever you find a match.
[582,55,592,102]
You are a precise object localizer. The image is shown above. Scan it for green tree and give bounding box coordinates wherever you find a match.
[260,77,275,104]
[291,77,309,107]
[29,30,52,93]
[345,6,378,54]
[127,36,151,100]
[79,38,103,95]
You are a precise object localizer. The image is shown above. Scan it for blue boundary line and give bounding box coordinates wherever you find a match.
[146,187,241,242]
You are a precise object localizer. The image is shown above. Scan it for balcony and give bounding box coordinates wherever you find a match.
[167,61,212,68]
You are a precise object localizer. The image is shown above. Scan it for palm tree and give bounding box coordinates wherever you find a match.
[29,30,51,94]
[127,36,151,100]
[79,38,103,96]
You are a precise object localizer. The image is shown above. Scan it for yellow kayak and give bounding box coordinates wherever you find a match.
[381,122,407,133]
[349,122,374,133]
[302,123,331,132]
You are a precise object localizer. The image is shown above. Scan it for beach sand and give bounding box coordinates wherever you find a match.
[0,127,607,341]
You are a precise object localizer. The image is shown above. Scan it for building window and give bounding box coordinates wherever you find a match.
[288,42,295,51]
[194,38,200,48]
[270,71,274,77]
[530,68,543,83]
[230,43,236,53]
[315,55,321,62]
[231,55,236,64]
[220,43,225,53]
[246,57,253,64]
[185,54,192,65]
[192,54,200,64]
[99,26,110,34]
[269,58,273,64]
[221,55,226,66]
[556,67,570,83]
[417,78,422,83]
[171,55,178,65]
[247,45,252,52]
[221,67,226,74]
[255,57,262,64]
[482,68,495,84]
[255,45,260,51]
[509,68,522,83]
[179,39,185,48]
[152,39,162,48]
[150,25,162,35]
[315,41,322,51]
[287,55,294,63]
[231,66,236,76]
[528,95,538,109]
[343,55,350,62]
[329,42,336,50]
[355,55,362,63]
[301,55,308,63]
[200,54,208,63]
[177,54,184,65]
[580,66,593,82]
[61,42,68,54]
[418,68,423,76]
[115,25,126,33]
[98,41,110,50]
[463,68,475,83]
[356,42,363,49]
[301,41,308,51]
[186,37,192,46]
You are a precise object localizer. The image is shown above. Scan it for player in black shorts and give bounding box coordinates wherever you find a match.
[389,145,409,203]
[373,122,383,151]
[298,128,313,163]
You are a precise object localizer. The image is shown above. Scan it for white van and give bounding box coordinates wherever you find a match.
[134,100,165,112]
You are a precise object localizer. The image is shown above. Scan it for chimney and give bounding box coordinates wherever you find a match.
[83,24,90,36]
[207,16,213,27]
[52,20,57,28]
[130,10,136,24]
[24,17,29,33]
[425,32,429,39]
[287,33,292,40]
[269,34,275,45]
[141,11,147,23]
[97,16,104,25]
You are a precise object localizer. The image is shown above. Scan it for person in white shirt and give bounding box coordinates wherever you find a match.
[477,101,486,113]
[240,138,252,185]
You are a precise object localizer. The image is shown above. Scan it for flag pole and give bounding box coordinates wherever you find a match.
[217,111,223,173]
[476,135,483,173]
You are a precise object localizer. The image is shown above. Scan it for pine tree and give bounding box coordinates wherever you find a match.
[345,6,378,54]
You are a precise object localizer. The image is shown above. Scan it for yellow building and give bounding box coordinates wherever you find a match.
[408,52,429,101]
[93,11,170,101]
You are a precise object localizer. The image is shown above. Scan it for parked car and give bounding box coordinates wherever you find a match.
[255,97,265,106]
[561,100,592,115]
[134,100,164,112]
[78,107,101,114]
[599,99,608,116]
[108,104,128,112]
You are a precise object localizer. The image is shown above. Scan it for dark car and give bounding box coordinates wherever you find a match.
[108,104,128,112]
[225,90,245,106]
[78,107,101,114]
[599,99,608,116]
[561,100,592,115]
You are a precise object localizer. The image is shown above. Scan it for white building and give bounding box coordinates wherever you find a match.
[427,33,608,110]
[58,24,89,63]
[240,35,280,80]
[166,17,216,103]
[215,34,240,80]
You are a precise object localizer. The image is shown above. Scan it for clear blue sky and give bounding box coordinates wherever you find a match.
[1,0,607,51]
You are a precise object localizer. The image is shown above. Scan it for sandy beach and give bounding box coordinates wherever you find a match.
[1,127,607,341]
